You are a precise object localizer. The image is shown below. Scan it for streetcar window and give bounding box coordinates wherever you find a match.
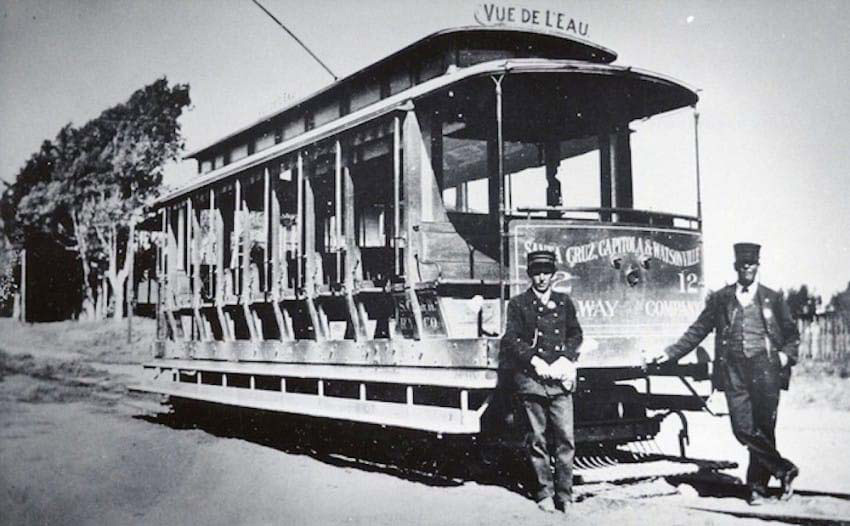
[630,112,698,219]
[314,100,340,128]
[388,68,412,95]
[357,207,385,247]
[242,173,267,294]
[255,130,275,152]
[350,80,381,112]
[198,208,216,301]
[440,114,489,214]
[230,143,249,163]
[417,55,444,83]
[282,117,305,142]
[505,139,600,212]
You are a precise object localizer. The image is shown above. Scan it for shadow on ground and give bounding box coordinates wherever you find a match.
[136,397,530,494]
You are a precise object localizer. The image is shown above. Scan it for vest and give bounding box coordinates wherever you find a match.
[730,300,768,358]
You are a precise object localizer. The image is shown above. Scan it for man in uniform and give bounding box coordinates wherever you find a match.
[649,243,800,505]
[501,250,583,512]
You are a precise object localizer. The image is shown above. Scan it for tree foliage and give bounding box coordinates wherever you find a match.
[785,285,820,321]
[0,77,190,320]
[828,282,850,323]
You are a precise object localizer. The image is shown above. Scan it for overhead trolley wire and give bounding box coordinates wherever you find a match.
[249,0,339,81]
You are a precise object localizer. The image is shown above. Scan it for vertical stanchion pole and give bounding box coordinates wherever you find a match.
[264,167,270,291]
[335,140,343,284]
[693,106,703,224]
[296,152,304,291]
[393,116,401,277]
[127,220,135,344]
[493,75,506,333]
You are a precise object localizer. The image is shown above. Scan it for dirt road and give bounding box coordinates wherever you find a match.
[1,319,849,525]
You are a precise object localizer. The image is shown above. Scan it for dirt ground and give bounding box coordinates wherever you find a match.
[1,318,849,526]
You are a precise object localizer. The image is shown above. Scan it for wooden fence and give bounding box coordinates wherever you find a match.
[797,313,850,363]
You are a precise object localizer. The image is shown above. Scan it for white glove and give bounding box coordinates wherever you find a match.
[547,357,568,379]
[550,357,577,391]
[530,355,552,379]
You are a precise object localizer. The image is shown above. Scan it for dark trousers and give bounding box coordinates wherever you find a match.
[517,392,575,502]
[723,351,796,492]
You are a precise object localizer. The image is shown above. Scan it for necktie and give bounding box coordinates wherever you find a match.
[742,286,749,293]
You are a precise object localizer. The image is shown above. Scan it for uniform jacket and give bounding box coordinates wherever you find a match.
[665,283,800,390]
[501,288,583,396]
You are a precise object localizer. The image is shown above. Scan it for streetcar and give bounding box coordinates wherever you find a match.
[133,26,722,481]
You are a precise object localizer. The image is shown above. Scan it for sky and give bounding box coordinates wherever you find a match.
[1,0,848,299]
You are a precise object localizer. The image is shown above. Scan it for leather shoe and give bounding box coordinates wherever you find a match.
[537,497,556,513]
[781,466,799,501]
[555,495,573,511]
[748,490,766,506]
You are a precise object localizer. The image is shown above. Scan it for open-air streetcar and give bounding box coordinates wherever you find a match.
[133,26,724,480]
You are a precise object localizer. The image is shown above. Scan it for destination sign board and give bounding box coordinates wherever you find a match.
[474,3,590,37]
[509,221,704,367]
[393,288,448,339]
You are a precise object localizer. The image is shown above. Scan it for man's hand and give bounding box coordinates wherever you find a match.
[644,348,670,365]
[530,355,552,379]
[548,357,565,379]
[778,351,790,368]
[549,357,575,381]
[549,357,577,391]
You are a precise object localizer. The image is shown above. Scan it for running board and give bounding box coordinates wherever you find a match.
[129,379,486,435]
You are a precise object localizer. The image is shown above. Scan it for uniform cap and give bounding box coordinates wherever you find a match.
[527,250,556,274]
[733,242,761,264]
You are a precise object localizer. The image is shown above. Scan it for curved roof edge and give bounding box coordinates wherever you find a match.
[184,26,618,160]
[428,25,617,62]
[161,58,696,206]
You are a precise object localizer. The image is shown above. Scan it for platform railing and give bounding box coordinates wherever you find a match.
[514,207,701,231]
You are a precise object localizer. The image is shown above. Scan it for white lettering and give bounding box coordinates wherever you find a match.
[576,299,618,318]
[644,300,702,318]
[524,235,700,269]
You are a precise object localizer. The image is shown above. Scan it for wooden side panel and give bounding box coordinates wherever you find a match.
[417,221,500,281]
[156,337,498,368]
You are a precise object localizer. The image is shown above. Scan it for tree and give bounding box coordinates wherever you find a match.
[0,217,19,317]
[786,285,818,321]
[85,79,190,320]
[1,78,190,320]
[829,281,850,324]
[1,139,60,246]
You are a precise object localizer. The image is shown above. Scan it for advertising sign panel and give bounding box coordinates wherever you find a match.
[510,221,704,367]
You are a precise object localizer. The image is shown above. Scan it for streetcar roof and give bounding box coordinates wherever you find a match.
[184,26,617,161]
[158,59,697,206]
